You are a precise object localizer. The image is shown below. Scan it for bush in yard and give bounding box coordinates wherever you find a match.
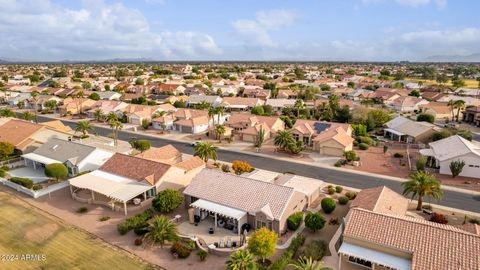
[1,165,9,171]
[393,152,404,158]
[298,240,328,261]
[134,225,149,236]
[152,189,183,213]
[417,113,435,124]
[449,160,465,178]
[32,184,43,191]
[170,242,191,259]
[134,238,143,246]
[270,234,305,270]
[358,143,369,150]
[77,207,88,213]
[0,170,5,177]
[99,216,111,222]
[416,156,427,171]
[338,196,349,205]
[231,160,254,175]
[344,150,357,162]
[430,212,448,224]
[196,249,209,261]
[126,209,154,230]
[335,185,343,193]
[117,223,130,235]
[10,177,33,189]
[304,212,326,232]
[334,159,347,167]
[221,164,230,173]
[132,139,151,152]
[44,163,68,181]
[356,136,373,145]
[345,191,357,200]
[248,227,278,263]
[321,198,336,214]
[327,186,336,195]
[0,141,14,160]
[287,212,304,231]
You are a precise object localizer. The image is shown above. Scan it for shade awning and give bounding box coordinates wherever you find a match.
[190,199,246,220]
[22,152,61,165]
[339,242,411,270]
[384,128,405,136]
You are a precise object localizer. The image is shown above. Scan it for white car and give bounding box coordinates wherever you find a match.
[190,141,201,147]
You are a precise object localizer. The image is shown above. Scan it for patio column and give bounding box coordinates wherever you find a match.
[123,202,127,216]
[69,185,73,197]
[33,161,36,170]
[91,190,95,201]
[338,253,342,270]
[214,213,217,228]
[143,191,147,200]
[237,218,240,235]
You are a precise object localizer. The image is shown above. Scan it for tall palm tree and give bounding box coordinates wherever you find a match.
[274,130,295,151]
[447,100,455,121]
[194,142,218,163]
[215,106,224,125]
[254,127,265,149]
[75,120,94,136]
[288,257,327,270]
[30,90,39,123]
[453,100,465,122]
[402,171,443,210]
[225,249,256,270]
[152,110,167,119]
[208,107,216,126]
[215,125,226,143]
[0,108,16,117]
[109,119,122,146]
[294,99,304,117]
[93,109,105,122]
[143,216,180,248]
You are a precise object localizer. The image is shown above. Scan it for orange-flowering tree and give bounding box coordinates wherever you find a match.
[231,160,254,175]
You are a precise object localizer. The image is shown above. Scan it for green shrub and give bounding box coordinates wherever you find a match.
[221,164,230,173]
[329,217,340,225]
[125,209,153,230]
[152,189,183,213]
[469,218,480,225]
[133,225,149,236]
[10,177,33,189]
[416,156,427,171]
[327,186,335,195]
[344,150,357,162]
[353,140,359,146]
[44,163,68,181]
[0,170,5,178]
[338,196,349,205]
[1,165,9,171]
[335,185,343,193]
[287,212,304,231]
[117,223,130,235]
[196,249,209,261]
[393,152,404,158]
[304,212,326,232]
[321,198,336,214]
[170,242,191,259]
[271,234,305,270]
[358,143,369,150]
[77,207,88,214]
[99,216,111,222]
[334,159,347,167]
[298,240,327,261]
[345,191,357,200]
[32,184,43,191]
[287,234,305,253]
[356,136,373,145]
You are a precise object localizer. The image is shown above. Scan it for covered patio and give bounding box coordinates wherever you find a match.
[69,170,155,215]
[190,199,248,236]
[384,128,407,142]
[338,242,412,270]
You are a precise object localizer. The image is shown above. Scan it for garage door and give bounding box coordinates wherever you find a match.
[321,147,343,157]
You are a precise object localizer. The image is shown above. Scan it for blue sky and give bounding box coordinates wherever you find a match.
[1,0,479,61]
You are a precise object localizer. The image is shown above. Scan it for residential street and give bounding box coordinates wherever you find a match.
[36,115,480,213]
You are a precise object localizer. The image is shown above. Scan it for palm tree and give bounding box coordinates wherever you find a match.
[225,249,256,270]
[453,100,465,122]
[30,90,39,123]
[294,99,304,117]
[447,100,455,121]
[20,111,35,121]
[208,107,216,126]
[109,119,122,146]
[274,130,295,151]
[152,110,167,119]
[93,109,105,122]
[215,125,226,143]
[215,106,224,125]
[288,257,327,270]
[402,171,443,210]
[0,108,16,117]
[194,142,218,163]
[75,120,94,136]
[254,127,265,149]
[143,216,180,248]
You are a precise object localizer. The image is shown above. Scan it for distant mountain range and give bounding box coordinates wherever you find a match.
[422,53,480,63]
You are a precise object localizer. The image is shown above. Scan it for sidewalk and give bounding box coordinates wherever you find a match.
[38,114,480,196]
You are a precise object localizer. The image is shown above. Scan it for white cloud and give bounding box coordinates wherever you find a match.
[361,0,447,9]
[0,0,220,60]
[232,9,298,48]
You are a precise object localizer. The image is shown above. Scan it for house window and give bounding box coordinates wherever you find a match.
[348,256,372,269]
[256,220,272,230]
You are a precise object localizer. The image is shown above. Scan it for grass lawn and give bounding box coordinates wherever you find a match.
[406,77,480,88]
[0,192,156,270]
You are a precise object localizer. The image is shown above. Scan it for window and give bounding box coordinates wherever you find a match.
[348,256,372,269]
[256,219,272,230]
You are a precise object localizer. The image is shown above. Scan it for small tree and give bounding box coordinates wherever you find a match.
[44,163,68,181]
[141,119,150,130]
[132,139,151,152]
[383,145,388,154]
[321,198,336,214]
[416,156,427,171]
[449,160,465,178]
[417,113,435,124]
[344,150,357,162]
[143,215,180,248]
[0,142,15,160]
[232,160,254,175]
[152,189,183,213]
[254,127,265,149]
[304,212,326,232]
[248,227,278,263]
[88,92,100,101]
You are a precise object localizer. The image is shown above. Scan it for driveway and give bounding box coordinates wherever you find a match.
[8,167,49,183]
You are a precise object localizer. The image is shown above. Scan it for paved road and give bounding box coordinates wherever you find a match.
[36,115,480,213]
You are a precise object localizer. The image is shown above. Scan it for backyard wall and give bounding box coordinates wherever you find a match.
[0,177,69,198]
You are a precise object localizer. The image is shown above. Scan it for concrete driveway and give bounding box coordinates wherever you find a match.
[8,167,49,183]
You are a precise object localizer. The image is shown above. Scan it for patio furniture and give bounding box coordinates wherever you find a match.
[174,214,181,223]
[241,223,251,233]
[133,198,141,205]
[232,241,237,247]
[217,219,225,227]
[208,227,214,234]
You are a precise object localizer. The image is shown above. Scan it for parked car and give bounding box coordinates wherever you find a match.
[190,141,200,147]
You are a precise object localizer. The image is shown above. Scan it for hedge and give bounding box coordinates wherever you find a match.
[10,177,33,189]
[270,234,305,270]
[287,212,304,231]
[358,143,369,150]
[321,198,336,214]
